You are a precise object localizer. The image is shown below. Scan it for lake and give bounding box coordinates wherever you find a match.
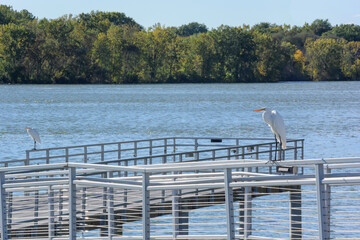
[1,82,360,238]
[1,82,359,160]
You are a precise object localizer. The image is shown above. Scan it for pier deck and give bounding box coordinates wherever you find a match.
[1,137,360,239]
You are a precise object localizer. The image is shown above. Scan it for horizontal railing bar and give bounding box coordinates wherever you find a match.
[142,157,360,173]
[68,162,145,173]
[148,182,224,191]
[4,180,68,188]
[1,157,360,176]
[326,163,360,169]
[23,142,283,164]
[94,146,286,166]
[25,137,176,152]
[6,177,66,184]
[323,176,360,185]
[74,180,142,190]
[6,138,303,166]
[6,185,68,192]
[0,163,67,173]
[6,169,69,179]
[78,176,142,185]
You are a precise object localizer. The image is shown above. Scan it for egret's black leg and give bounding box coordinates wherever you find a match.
[274,136,278,161]
[279,142,282,161]
[34,140,36,150]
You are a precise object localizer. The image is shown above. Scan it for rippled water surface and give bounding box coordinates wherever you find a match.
[1,82,360,160]
[1,82,360,238]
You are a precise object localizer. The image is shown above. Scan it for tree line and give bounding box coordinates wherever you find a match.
[0,5,359,84]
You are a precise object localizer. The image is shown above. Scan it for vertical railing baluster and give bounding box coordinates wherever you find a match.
[68,167,77,240]
[101,145,105,162]
[0,172,7,240]
[244,167,252,239]
[48,186,55,239]
[118,144,122,177]
[107,172,114,239]
[84,146,88,163]
[118,143,122,160]
[324,167,331,240]
[142,172,150,240]
[81,187,87,236]
[58,188,63,232]
[149,140,152,156]
[46,149,50,164]
[33,179,39,237]
[224,168,235,240]
[134,142,137,157]
[173,137,176,153]
[315,164,327,240]
[65,148,69,163]
[26,150,30,166]
[6,191,12,237]
[289,185,302,239]
[164,139,167,154]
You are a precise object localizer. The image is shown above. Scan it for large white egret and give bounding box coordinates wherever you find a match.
[25,127,41,150]
[253,108,286,161]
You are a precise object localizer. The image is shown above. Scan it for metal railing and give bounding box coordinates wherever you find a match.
[1,137,304,170]
[1,154,360,239]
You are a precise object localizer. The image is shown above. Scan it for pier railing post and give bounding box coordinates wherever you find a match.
[0,172,7,240]
[107,172,115,239]
[241,167,252,239]
[289,185,302,239]
[48,186,55,240]
[172,189,189,238]
[315,164,327,240]
[224,168,235,240]
[324,167,331,240]
[68,167,77,240]
[142,172,150,240]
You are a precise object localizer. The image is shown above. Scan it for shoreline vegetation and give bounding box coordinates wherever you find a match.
[0,5,359,84]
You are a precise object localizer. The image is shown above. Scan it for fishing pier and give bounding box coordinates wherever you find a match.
[1,137,360,239]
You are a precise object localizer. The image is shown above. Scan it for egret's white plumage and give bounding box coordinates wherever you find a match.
[25,127,41,149]
[254,108,286,149]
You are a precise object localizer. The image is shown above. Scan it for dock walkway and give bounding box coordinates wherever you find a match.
[1,137,360,239]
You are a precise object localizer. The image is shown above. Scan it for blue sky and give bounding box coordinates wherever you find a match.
[3,0,360,29]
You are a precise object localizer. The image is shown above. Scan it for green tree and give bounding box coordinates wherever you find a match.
[77,11,142,33]
[176,22,207,37]
[188,33,216,81]
[325,24,360,41]
[210,25,257,82]
[136,26,179,83]
[305,38,346,81]
[0,23,35,83]
[253,32,296,81]
[37,16,90,83]
[341,41,360,79]
[0,5,34,25]
[310,19,332,36]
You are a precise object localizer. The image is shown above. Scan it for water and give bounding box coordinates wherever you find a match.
[1,82,360,238]
[1,82,359,160]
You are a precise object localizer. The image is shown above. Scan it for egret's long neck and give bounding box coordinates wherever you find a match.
[262,110,272,125]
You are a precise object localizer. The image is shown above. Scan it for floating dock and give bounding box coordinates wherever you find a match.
[1,137,360,239]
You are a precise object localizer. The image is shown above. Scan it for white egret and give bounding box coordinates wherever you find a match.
[25,127,41,150]
[253,108,286,161]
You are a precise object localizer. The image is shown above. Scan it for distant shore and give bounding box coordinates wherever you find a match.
[1,5,359,84]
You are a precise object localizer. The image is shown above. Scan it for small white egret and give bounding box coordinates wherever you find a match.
[253,108,286,161]
[25,127,41,150]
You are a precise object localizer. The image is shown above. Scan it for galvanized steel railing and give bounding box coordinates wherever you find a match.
[1,155,360,239]
[1,137,304,169]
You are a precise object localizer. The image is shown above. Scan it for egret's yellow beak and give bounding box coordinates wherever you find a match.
[253,108,265,112]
